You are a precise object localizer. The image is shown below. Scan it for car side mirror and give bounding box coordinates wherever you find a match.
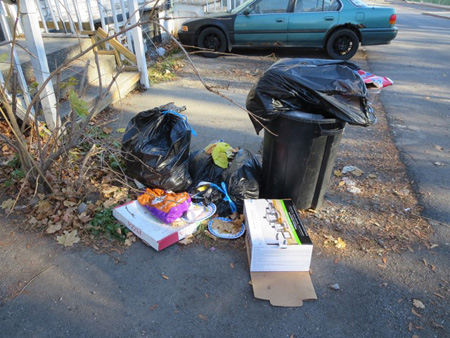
[243,9,250,15]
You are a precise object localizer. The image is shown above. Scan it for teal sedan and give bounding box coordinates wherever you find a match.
[178,0,398,60]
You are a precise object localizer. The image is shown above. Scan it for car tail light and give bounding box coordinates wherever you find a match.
[389,14,397,25]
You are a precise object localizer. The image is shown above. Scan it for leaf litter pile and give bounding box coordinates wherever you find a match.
[0,112,138,251]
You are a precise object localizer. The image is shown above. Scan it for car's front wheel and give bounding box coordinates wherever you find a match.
[326,29,359,60]
[198,27,227,58]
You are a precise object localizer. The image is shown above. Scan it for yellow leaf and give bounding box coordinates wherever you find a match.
[161,274,169,280]
[333,169,342,177]
[116,128,126,133]
[198,314,208,320]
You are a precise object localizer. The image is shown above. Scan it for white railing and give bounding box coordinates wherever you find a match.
[0,0,150,130]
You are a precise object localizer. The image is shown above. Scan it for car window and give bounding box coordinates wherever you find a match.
[348,0,368,7]
[247,0,291,14]
[294,0,341,12]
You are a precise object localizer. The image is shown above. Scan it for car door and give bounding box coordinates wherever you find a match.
[286,0,341,47]
[233,0,291,47]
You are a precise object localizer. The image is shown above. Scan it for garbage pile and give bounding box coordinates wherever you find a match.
[116,107,260,250]
[112,58,393,307]
[114,58,393,250]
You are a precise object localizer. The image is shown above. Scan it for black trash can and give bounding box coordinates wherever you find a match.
[260,111,345,210]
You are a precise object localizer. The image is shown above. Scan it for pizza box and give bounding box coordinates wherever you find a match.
[113,200,200,251]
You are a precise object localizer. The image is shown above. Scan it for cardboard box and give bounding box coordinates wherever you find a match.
[113,200,200,251]
[244,199,313,272]
[244,199,317,307]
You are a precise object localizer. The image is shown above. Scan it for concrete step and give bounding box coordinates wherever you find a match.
[59,70,141,120]
[0,36,141,121]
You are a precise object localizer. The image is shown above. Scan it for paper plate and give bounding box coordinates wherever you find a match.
[181,203,216,223]
[208,217,245,239]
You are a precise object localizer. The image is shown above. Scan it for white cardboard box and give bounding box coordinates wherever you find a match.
[244,199,313,272]
[244,199,316,307]
[113,200,199,251]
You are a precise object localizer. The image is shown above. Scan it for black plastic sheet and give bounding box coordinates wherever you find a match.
[246,58,375,134]
[122,108,193,192]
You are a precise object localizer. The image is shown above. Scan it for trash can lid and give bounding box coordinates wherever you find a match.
[281,111,337,123]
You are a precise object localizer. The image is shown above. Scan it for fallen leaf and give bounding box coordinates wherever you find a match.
[230,263,235,269]
[198,314,208,320]
[1,199,15,211]
[205,293,209,298]
[411,308,422,317]
[116,128,126,133]
[124,236,136,247]
[63,201,77,207]
[334,169,342,177]
[413,299,425,309]
[36,200,52,214]
[352,167,364,177]
[422,259,428,267]
[290,335,295,338]
[102,127,113,134]
[179,235,194,245]
[408,322,413,332]
[412,335,419,338]
[149,304,158,311]
[433,161,444,167]
[335,237,346,249]
[382,257,387,265]
[430,243,439,249]
[56,230,80,247]
[368,174,377,179]
[46,221,62,234]
[248,280,253,286]
[430,264,436,272]
[161,274,169,280]
[103,199,116,208]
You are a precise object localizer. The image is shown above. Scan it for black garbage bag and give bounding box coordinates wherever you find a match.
[220,149,261,215]
[246,58,375,134]
[122,108,193,192]
[189,149,225,186]
[190,149,261,216]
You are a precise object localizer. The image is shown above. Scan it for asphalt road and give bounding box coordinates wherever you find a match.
[366,0,450,229]
[1,2,449,338]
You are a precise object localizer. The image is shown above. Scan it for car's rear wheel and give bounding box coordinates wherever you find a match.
[326,29,359,60]
[198,27,227,58]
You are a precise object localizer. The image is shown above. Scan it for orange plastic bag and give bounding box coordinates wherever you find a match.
[137,188,191,223]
